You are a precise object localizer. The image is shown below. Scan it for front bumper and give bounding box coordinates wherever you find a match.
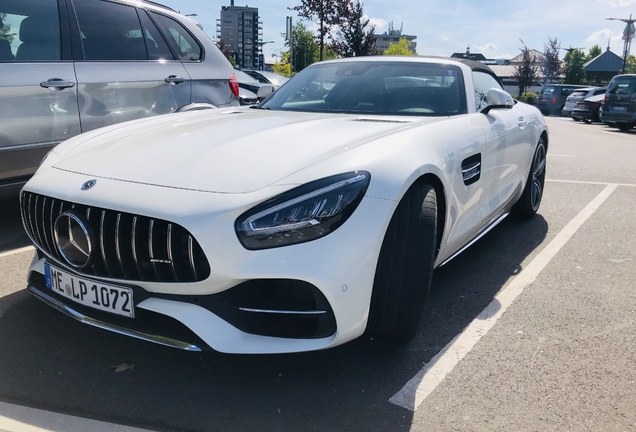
[22,169,394,353]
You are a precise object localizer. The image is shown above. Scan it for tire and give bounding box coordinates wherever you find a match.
[366,182,437,340]
[618,124,631,132]
[512,138,546,219]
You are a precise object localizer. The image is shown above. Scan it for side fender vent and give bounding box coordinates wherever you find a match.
[461,154,481,186]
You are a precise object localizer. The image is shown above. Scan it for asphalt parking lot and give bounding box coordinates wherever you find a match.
[0,117,635,431]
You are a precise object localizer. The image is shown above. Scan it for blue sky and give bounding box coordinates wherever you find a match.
[159,0,636,61]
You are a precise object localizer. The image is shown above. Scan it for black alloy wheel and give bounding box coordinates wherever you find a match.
[513,138,547,218]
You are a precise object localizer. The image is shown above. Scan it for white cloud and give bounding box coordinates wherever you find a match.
[368,17,388,32]
[440,36,450,41]
[586,28,624,45]
[597,0,636,7]
[473,43,498,52]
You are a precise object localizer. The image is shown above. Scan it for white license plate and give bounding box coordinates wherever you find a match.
[611,106,627,112]
[45,263,134,318]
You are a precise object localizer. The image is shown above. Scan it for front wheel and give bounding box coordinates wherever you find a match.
[366,182,437,340]
[512,138,546,218]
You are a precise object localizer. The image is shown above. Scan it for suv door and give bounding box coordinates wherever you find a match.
[67,0,191,132]
[0,0,80,185]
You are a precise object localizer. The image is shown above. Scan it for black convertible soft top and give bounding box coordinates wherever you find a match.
[419,56,503,87]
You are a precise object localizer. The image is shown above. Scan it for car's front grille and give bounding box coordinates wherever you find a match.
[21,191,210,283]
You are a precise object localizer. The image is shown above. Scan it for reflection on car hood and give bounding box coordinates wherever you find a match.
[52,109,444,193]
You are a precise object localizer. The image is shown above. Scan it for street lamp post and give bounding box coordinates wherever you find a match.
[606,14,636,73]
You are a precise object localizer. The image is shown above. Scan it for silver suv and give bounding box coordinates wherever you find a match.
[0,0,239,190]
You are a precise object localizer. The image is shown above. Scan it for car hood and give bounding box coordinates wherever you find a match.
[52,109,442,193]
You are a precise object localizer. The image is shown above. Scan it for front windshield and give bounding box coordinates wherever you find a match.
[260,61,466,116]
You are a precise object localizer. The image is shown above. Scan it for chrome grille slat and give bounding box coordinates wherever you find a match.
[100,210,114,278]
[115,213,127,279]
[167,224,179,282]
[20,192,209,283]
[188,235,197,281]
[148,219,161,281]
[131,216,143,280]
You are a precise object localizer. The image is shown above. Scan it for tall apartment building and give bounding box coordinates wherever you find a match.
[217,0,262,69]
[375,22,417,55]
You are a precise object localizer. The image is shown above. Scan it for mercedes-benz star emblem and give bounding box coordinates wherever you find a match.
[81,179,97,191]
[54,211,93,269]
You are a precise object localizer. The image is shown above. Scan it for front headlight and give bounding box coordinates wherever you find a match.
[235,171,370,250]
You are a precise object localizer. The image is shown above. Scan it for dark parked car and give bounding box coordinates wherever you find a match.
[536,84,588,116]
[572,94,604,123]
[600,74,636,132]
[243,70,290,88]
[233,69,274,104]
[0,0,239,194]
[564,87,606,117]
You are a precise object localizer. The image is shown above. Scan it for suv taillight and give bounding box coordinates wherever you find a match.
[551,98,557,104]
[229,73,239,97]
[602,95,606,105]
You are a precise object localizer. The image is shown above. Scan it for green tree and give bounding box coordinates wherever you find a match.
[273,51,291,77]
[214,37,235,67]
[288,22,319,72]
[332,1,376,57]
[563,48,586,84]
[0,13,14,44]
[382,37,413,56]
[542,37,562,84]
[289,0,351,61]
[626,55,636,74]
[512,41,539,95]
[586,44,602,62]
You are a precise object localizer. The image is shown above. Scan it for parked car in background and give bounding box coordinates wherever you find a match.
[0,0,239,192]
[572,94,605,123]
[233,69,275,104]
[536,84,588,116]
[21,56,548,353]
[600,74,636,132]
[563,87,607,118]
[242,70,290,88]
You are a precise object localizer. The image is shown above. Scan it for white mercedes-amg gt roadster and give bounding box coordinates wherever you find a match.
[21,57,548,354]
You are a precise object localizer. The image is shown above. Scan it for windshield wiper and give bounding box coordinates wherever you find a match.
[249,105,271,110]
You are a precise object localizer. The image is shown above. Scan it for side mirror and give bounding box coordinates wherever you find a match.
[482,88,514,114]
[256,84,275,100]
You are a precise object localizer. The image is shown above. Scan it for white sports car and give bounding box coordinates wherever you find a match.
[21,57,548,354]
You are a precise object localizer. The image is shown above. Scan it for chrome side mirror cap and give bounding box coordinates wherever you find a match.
[256,84,275,100]
[482,88,514,114]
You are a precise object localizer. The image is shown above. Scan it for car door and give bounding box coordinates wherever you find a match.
[67,0,191,133]
[0,0,80,184]
[472,71,527,222]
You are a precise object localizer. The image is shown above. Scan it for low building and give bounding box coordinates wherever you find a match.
[375,22,417,55]
[584,48,625,85]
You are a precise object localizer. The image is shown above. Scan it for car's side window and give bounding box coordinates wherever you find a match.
[139,11,174,61]
[72,0,146,61]
[0,0,61,62]
[472,71,503,112]
[150,12,201,62]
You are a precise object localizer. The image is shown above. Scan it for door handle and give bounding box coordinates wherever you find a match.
[165,75,186,85]
[40,79,76,90]
[518,117,529,128]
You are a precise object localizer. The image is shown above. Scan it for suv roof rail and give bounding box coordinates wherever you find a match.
[140,0,177,13]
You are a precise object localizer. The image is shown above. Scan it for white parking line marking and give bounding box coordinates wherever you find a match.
[389,184,619,412]
[0,247,34,259]
[0,401,150,432]
[547,179,636,187]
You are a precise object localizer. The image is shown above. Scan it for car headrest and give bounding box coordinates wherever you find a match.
[19,16,59,44]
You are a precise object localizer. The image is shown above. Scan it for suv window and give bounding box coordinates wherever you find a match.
[139,10,174,61]
[472,71,502,112]
[150,12,201,62]
[0,0,61,62]
[608,77,636,95]
[73,0,146,60]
